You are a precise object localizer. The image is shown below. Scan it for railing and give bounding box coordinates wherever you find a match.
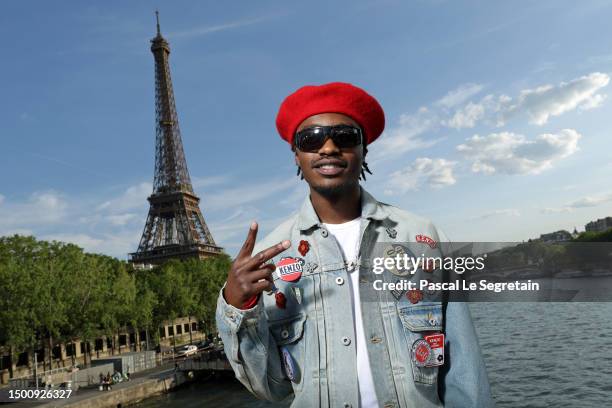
[10,365,72,381]
[176,349,230,372]
[8,366,74,389]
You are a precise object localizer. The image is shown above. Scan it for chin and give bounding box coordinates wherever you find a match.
[311,179,359,197]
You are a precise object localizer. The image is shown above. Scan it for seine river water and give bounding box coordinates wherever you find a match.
[133,302,612,407]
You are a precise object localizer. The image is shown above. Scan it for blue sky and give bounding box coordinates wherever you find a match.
[1,0,612,258]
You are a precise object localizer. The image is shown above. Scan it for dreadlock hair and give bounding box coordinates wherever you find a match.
[360,145,373,181]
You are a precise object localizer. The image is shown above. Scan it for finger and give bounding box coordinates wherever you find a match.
[243,240,291,272]
[252,279,273,294]
[236,221,258,262]
[249,265,275,283]
[255,269,275,288]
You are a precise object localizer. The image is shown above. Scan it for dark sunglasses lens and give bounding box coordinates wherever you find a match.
[296,128,326,151]
[332,127,362,147]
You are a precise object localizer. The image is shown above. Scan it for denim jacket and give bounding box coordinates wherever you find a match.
[216,188,493,407]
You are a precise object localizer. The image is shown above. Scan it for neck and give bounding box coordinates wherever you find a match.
[310,184,361,224]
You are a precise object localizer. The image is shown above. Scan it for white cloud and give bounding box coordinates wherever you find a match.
[567,192,612,208]
[97,182,151,212]
[192,174,232,189]
[0,185,149,258]
[368,73,605,164]
[457,129,581,175]
[474,209,521,219]
[439,73,609,129]
[503,72,610,125]
[0,228,35,236]
[541,207,573,214]
[42,233,104,250]
[579,93,607,111]
[369,107,441,161]
[444,102,486,129]
[40,231,142,259]
[0,191,68,230]
[106,213,138,226]
[33,192,65,211]
[384,157,456,194]
[541,192,612,214]
[368,83,486,160]
[436,83,484,108]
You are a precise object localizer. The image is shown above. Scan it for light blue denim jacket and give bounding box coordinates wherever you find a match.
[216,188,493,407]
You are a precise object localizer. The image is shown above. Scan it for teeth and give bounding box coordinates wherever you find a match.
[320,164,341,169]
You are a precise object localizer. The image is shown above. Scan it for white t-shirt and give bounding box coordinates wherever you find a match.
[323,218,379,408]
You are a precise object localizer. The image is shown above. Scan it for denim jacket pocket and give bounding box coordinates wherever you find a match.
[398,304,444,385]
[269,313,307,391]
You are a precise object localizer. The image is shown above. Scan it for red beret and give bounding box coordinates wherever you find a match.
[276,82,385,146]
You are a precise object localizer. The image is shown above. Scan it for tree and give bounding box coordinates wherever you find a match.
[0,233,230,379]
[0,236,40,376]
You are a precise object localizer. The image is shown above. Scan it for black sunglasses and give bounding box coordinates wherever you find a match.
[294,125,363,152]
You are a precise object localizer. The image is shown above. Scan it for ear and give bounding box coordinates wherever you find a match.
[293,148,299,166]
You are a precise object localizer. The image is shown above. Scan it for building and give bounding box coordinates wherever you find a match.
[585,216,612,233]
[539,230,573,243]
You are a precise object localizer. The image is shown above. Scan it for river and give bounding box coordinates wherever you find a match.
[133,303,612,407]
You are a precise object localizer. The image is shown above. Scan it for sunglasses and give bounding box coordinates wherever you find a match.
[294,125,363,152]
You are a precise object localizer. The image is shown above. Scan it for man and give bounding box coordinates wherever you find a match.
[216,82,493,407]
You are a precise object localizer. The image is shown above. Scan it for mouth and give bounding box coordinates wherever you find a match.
[312,159,348,176]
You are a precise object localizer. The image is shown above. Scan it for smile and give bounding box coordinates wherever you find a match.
[312,160,347,176]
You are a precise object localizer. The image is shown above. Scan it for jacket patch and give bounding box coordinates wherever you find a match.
[276,257,304,282]
[298,240,310,256]
[415,234,437,249]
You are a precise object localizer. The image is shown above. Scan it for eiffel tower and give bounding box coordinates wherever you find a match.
[130,12,222,267]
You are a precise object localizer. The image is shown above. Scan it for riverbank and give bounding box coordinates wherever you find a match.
[8,363,192,408]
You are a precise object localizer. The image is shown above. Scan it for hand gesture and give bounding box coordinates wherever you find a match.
[224,222,291,309]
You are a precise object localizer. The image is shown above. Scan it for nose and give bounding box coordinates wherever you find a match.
[318,136,340,155]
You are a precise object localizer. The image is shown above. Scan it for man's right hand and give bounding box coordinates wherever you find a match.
[224,221,291,309]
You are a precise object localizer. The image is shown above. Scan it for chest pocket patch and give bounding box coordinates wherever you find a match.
[398,304,444,385]
[269,313,307,389]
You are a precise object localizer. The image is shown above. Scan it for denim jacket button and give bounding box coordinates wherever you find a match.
[341,336,351,346]
[335,277,345,285]
[343,403,352,408]
[281,329,289,339]
[320,229,329,238]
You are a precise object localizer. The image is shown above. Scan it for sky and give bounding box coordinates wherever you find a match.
[1,0,612,259]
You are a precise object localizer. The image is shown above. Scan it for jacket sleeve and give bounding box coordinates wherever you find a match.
[215,285,293,402]
[438,301,495,407]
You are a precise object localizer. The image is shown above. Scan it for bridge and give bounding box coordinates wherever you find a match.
[176,348,232,372]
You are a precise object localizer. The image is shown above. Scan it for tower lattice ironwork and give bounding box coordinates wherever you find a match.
[130,12,222,267]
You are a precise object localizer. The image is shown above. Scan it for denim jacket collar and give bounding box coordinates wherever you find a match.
[296,186,389,231]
